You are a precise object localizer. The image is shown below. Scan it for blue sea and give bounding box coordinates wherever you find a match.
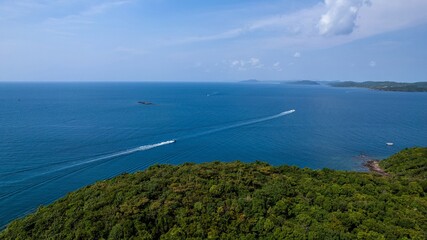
[0,82,426,227]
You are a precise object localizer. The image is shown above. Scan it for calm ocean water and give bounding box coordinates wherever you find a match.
[0,82,426,227]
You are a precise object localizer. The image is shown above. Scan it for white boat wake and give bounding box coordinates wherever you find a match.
[0,110,296,200]
[0,140,177,200]
[180,109,296,140]
[68,140,176,168]
[42,140,176,175]
[1,110,295,187]
[4,140,176,184]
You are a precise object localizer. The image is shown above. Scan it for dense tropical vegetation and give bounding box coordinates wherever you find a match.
[380,147,427,179]
[329,81,427,92]
[1,148,426,239]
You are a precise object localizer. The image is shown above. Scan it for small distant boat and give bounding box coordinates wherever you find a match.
[172,139,176,143]
[138,101,154,105]
[386,142,394,146]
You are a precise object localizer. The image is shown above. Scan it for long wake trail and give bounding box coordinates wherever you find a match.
[0,110,295,199]
[2,110,295,182]
[56,140,176,171]
[0,140,175,186]
[179,109,296,140]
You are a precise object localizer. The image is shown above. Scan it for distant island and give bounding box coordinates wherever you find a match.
[285,80,320,85]
[329,81,427,92]
[1,147,426,239]
[239,79,260,83]
[239,79,281,84]
[239,79,320,85]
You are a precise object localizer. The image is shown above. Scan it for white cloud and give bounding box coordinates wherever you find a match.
[175,0,427,50]
[45,1,131,26]
[249,58,263,68]
[293,52,301,58]
[230,60,246,70]
[169,5,324,46]
[355,0,427,38]
[231,60,242,67]
[37,1,133,36]
[369,60,376,67]
[175,28,244,45]
[230,57,263,70]
[272,62,282,71]
[318,0,370,36]
[0,0,132,22]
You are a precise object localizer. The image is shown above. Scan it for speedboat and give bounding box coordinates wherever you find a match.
[386,142,394,146]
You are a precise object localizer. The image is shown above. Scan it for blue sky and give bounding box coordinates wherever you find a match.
[1,0,427,82]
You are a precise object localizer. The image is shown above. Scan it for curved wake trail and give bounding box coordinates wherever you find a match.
[60,140,176,171]
[0,110,295,200]
[1,140,175,185]
[180,109,296,140]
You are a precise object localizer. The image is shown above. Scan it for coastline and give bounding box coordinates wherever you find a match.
[364,160,390,176]
[2,151,426,239]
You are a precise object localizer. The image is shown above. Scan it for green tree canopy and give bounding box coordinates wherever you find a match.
[1,148,426,239]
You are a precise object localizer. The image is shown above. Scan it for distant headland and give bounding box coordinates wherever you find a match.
[328,81,427,92]
[239,80,427,92]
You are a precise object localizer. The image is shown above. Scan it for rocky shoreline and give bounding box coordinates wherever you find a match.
[364,160,390,176]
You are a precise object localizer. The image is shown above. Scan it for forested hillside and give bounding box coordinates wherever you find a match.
[380,147,427,179]
[1,148,426,239]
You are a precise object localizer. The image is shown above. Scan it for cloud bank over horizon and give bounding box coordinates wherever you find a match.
[0,0,426,82]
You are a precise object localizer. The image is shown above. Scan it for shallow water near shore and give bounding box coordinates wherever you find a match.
[0,82,426,227]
